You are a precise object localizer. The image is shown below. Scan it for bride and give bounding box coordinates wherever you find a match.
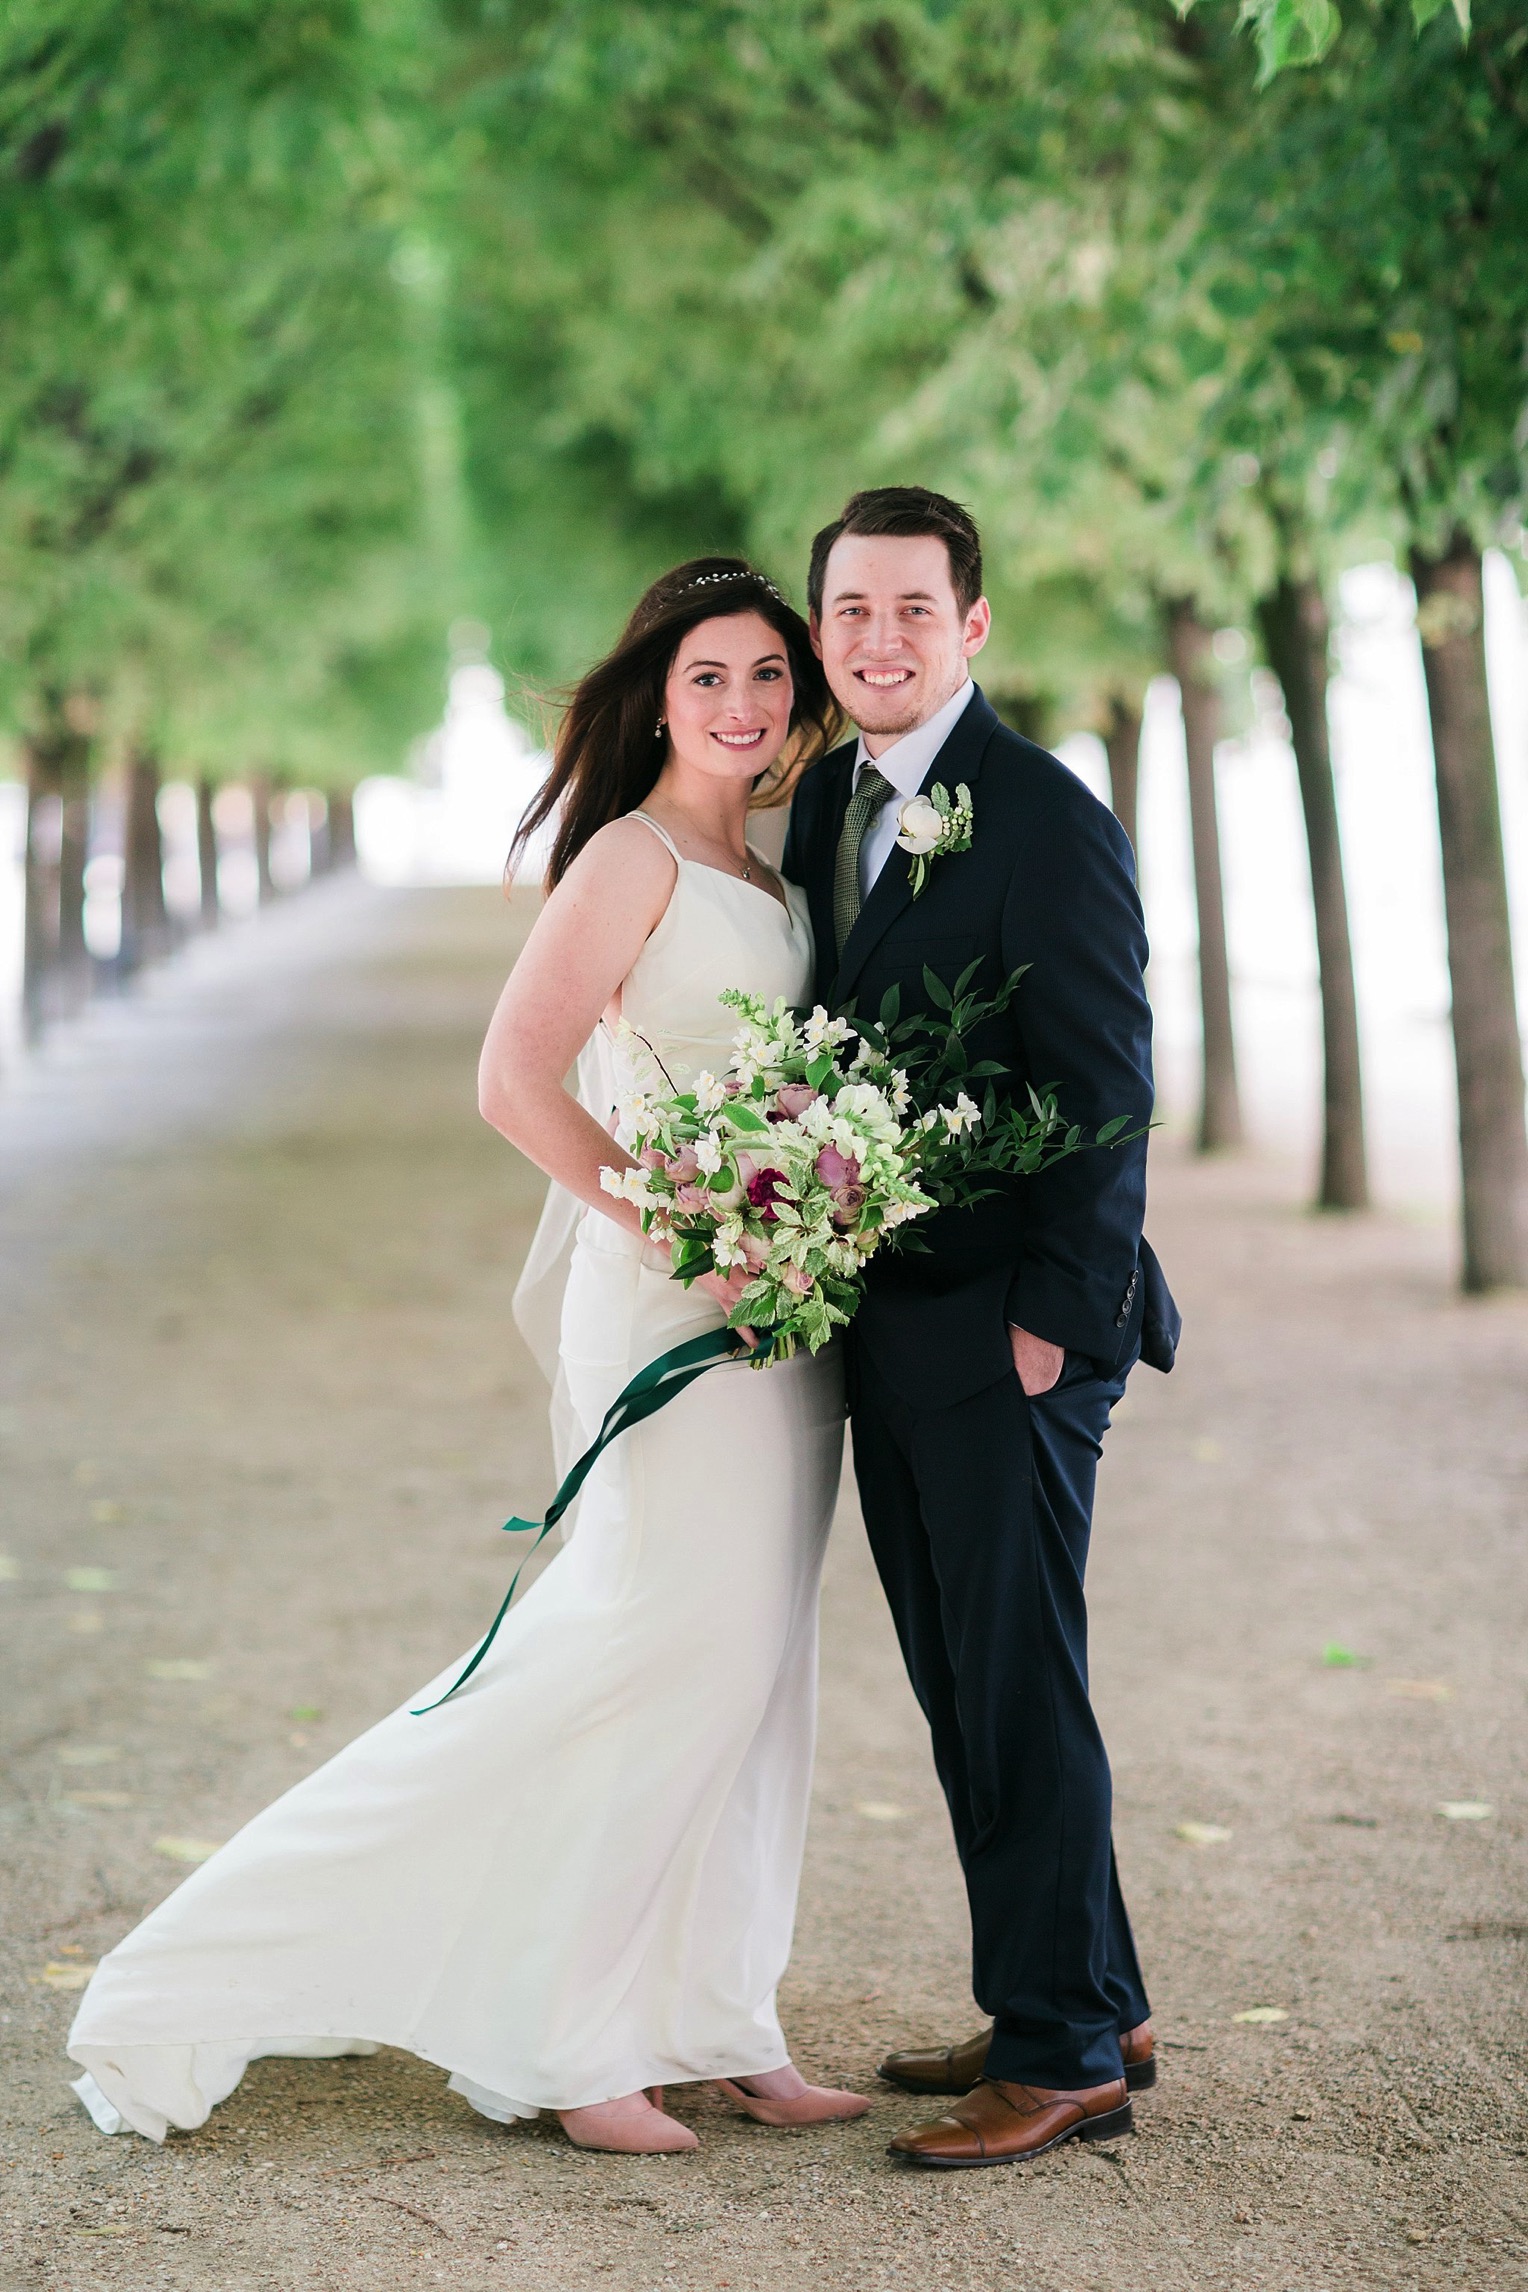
[67,558,869,2154]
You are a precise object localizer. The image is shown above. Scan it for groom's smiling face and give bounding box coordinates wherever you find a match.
[811,533,990,749]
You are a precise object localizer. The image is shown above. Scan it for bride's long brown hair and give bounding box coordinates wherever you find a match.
[511,557,839,890]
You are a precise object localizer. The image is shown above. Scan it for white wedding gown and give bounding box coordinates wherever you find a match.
[68,815,844,2140]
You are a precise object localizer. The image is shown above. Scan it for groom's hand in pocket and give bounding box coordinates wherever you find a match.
[1009,1324,1065,1396]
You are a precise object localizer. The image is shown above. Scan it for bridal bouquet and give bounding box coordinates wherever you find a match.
[602,966,1128,1364]
[601,995,936,1361]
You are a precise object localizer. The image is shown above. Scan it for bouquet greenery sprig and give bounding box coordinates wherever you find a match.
[846,960,1137,1238]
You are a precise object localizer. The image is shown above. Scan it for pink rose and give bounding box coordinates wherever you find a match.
[781,1262,814,1296]
[667,1144,701,1184]
[673,1183,710,1211]
[814,1144,861,1192]
[638,1147,667,1172]
[773,1082,820,1120]
[738,1231,771,1272]
[830,1182,868,1229]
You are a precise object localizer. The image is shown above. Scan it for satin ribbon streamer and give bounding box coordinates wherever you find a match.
[413,1325,759,1713]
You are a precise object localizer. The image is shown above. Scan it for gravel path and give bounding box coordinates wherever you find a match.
[2,881,1526,2292]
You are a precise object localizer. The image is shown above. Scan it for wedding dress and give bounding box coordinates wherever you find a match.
[68,815,844,2140]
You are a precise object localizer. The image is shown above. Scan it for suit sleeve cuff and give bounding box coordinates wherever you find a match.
[1005,1261,1139,1362]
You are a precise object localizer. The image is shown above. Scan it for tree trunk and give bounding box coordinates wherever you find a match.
[250,775,275,903]
[21,693,92,1034]
[327,788,356,869]
[22,753,60,1037]
[120,751,168,974]
[1167,601,1242,1150]
[196,777,220,926]
[1411,533,1528,1289]
[992,691,1053,749]
[1257,577,1369,1211]
[1103,693,1143,868]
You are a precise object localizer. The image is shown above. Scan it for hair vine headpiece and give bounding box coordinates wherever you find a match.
[679,568,788,604]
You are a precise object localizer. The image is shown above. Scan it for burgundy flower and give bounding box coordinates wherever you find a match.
[746,1166,788,1221]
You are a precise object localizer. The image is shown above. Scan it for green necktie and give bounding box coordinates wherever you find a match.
[833,767,895,955]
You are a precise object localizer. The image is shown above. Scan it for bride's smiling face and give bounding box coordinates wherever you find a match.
[661,612,794,782]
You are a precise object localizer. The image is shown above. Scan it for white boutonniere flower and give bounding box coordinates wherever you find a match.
[895,781,974,897]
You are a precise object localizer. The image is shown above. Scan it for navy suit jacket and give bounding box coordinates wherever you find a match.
[782,686,1178,1408]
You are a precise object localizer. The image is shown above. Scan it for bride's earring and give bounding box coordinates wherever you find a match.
[654,717,667,737]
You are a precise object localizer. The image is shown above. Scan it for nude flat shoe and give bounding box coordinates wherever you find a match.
[557,2090,699,2153]
[715,2076,872,2126]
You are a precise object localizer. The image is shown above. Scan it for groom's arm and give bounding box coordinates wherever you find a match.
[1000,777,1153,1367]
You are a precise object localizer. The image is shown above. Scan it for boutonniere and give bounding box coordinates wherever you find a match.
[895,782,974,898]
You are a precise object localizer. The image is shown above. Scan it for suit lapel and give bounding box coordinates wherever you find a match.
[833,687,1000,1006]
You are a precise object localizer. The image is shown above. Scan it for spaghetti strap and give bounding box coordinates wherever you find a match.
[628,810,683,863]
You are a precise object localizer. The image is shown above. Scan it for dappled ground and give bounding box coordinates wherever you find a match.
[2,880,1526,2292]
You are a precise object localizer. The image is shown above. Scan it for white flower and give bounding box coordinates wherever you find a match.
[693,1135,723,1176]
[895,794,944,856]
[803,1006,853,1052]
[941,1092,981,1137]
[600,1165,657,1205]
[693,1071,726,1113]
[615,1087,653,1128]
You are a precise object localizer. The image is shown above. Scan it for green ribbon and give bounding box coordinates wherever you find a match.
[412,1325,757,1714]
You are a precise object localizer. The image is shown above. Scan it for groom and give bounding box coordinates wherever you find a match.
[783,487,1179,2167]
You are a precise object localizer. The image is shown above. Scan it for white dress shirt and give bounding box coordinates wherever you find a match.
[852,677,978,900]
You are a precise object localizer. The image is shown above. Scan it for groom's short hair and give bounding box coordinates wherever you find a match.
[808,486,983,618]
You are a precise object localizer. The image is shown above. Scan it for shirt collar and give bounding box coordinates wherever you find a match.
[852,676,977,800]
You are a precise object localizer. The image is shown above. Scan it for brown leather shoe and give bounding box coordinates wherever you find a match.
[1120,2019,1156,2091]
[877,2027,992,2095]
[888,2076,1132,2169]
[880,2021,1157,2096]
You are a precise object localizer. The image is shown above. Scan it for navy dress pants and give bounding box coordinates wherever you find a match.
[850,1341,1150,2090]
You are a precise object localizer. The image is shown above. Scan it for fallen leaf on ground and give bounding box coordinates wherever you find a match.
[39,1961,98,1990]
[1329,1812,1380,1827]
[144,1660,213,1681]
[1437,1801,1492,1821]
[1386,1678,1452,1702]
[64,1790,135,1810]
[1321,1643,1370,1668]
[65,1567,115,1593]
[856,1801,907,1822]
[154,1837,222,1864]
[57,1745,120,1765]
[289,1705,323,1722]
[1176,1821,1233,1846]
[1233,2007,1289,2024]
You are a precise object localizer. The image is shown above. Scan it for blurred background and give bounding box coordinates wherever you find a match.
[4,9,1528,2276]
[3,0,1526,1271]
